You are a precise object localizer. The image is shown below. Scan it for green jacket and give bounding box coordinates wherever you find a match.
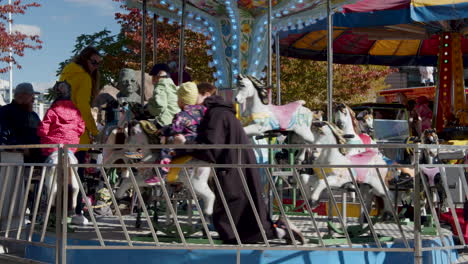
[147,78,180,126]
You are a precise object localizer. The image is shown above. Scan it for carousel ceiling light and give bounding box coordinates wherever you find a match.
[168,5,175,11]
[232,44,238,50]
[232,58,238,63]
[233,35,238,40]
[177,10,182,16]
[160,0,166,5]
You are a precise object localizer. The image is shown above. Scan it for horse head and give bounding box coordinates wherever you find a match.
[333,103,360,135]
[312,110,324,122]
[420,129,439,164]
[235,74,268,105]
[356,109,374,136]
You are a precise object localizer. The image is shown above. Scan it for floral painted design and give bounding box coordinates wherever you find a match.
[241,23,251,34]
[240,42,249,53]
[238,0,280,17]
[241,59,248,70]
[189,0,226,16]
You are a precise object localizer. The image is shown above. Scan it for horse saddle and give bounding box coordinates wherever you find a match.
[346,150,380,183]
[139,120,160,144]
[167,155,193,183]
[269,101,304,130]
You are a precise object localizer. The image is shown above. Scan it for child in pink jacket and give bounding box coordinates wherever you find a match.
[38,81,85,156]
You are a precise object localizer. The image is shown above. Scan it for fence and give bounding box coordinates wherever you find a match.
[0,143,466,264]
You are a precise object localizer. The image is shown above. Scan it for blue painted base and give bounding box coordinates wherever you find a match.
[25,235,458,264]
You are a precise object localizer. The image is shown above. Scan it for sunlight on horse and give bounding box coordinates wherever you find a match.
[236,74,315,163]
[334,103,376,155]
[304,121,393,216]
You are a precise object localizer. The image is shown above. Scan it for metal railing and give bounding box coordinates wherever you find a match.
[0,143,466,264]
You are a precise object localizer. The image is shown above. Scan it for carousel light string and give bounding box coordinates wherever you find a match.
[224,0,241,81]
[252,0,346,77]
[155,0,228,87]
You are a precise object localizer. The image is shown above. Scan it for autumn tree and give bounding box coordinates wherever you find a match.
[273,56,396,110]
[0,1,42,73]
[113,0,214,83]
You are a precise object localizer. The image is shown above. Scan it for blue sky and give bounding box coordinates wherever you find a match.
[0,0,122,92]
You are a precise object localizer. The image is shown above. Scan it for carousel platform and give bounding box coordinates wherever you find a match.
[22,214,458,264]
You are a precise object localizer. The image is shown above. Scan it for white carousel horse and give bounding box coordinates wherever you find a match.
[44,150,80,216]
[291,110,324,164]
[334,103,376,155]
[306,121,393,215]
[356,109,374,138]
[236,75,315,164]
[120,122,215,216]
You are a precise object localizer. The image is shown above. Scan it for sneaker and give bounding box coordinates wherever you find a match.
[144,177,161,186]
[275,217,306,245]
[125,151,143,159]
[71,214,89,226]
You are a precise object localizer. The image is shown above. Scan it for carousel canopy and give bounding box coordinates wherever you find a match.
[279,0,468,66]
[125,0,357,87]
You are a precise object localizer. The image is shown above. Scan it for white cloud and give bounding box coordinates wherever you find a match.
[64,0,117,15]
[12,24,41,36]
[31,81,55,93]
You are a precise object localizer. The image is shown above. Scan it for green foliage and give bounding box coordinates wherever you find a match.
[273,56,396,110]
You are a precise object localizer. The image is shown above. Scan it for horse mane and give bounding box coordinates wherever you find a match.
[345,105,361,135]
[246,75,269,105]
[321,121,348,155]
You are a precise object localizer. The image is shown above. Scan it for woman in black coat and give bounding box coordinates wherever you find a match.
[193,95,304,244]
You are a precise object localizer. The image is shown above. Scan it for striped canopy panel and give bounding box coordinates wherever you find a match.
[279,0,468,66]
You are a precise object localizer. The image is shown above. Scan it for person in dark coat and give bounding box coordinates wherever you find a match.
[0,83,43,162]
[192,95,305,244]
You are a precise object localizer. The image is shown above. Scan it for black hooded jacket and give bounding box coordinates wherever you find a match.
[193,95,275,243]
